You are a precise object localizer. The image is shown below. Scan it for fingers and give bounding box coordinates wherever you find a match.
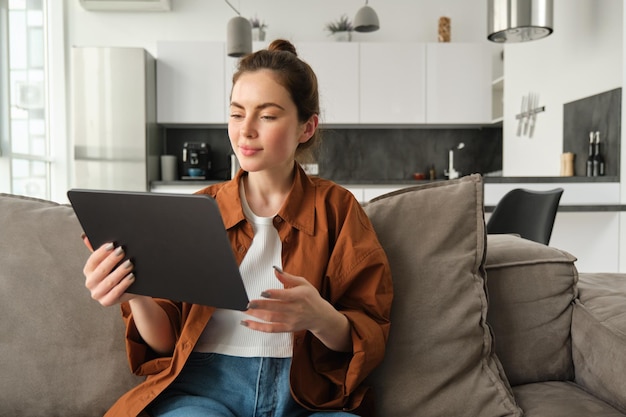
[240,319,291,333]
[266,266,309,299]
[243,267,320,332]
[84,242,135,307]
[84,242,120,284]
[81,232,94,252]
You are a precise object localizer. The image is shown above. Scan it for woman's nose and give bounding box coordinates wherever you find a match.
[241,119,256,138]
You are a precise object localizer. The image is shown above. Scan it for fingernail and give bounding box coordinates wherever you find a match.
[127,273,135,282]
[240,320,249,327]
[260,291,271,299]
[105,243,115,251]
[272,265,283,273]
[122,259,133,269]
[114,246,124,256]
[80,232,86,240]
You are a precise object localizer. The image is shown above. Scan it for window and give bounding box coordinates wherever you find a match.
[0,0,66,201]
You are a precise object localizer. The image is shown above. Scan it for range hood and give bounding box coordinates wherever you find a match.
[487,0,553,43]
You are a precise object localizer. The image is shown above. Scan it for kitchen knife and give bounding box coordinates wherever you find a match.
[529,93,539,138]
[516,95,527,136]
[523,92,532,135]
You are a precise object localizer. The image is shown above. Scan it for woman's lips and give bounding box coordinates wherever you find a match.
[239,146,260,157]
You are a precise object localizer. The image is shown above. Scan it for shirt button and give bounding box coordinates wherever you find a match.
[273,217,282,224]
[237,245,245,253]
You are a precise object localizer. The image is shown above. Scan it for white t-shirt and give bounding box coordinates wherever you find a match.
[194,183,293,357]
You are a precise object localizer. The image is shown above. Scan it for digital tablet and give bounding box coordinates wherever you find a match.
[67,189,249,310]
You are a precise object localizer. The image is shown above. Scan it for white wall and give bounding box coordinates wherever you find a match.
[66,0,492,56]
[501,0,623,177]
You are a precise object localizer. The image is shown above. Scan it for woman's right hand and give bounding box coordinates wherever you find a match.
[81,236,177,355]
[83,238,137,307]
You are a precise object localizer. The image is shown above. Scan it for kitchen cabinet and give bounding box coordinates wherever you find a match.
[157,41,226,124]
[156,41,494,126]
[360,43,427,124]
[425,43,492,124]
[298,42,360,124]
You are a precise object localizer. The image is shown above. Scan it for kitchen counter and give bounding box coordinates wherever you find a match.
[151,176,624,212]
[333,175,620,185]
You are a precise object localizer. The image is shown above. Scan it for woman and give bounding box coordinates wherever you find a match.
[83,39,392,417]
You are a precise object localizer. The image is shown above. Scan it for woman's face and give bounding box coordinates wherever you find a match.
[228,69,316,175]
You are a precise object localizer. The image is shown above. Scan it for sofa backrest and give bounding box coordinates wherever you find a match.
[0,193,141,417]
[363,175,522,417]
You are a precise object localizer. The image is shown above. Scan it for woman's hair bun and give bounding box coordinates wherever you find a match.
[267,39,298,57]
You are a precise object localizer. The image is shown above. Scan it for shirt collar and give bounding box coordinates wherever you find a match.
[215,164,316,236]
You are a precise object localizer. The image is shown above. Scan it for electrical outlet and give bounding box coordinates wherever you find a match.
[302,163,319,175]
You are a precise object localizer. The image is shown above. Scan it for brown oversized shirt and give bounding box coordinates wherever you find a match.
[105,165,393,417]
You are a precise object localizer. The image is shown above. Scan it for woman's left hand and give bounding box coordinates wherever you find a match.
[242,267,352,352]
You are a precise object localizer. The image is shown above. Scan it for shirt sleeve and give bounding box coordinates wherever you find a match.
[120,299,183,376]
[290,196,393,412]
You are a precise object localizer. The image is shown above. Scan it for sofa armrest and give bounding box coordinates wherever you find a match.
[572,273,626,414]
[485,234,578,386]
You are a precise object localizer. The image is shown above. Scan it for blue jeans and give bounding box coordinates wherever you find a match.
[147,352,357,417]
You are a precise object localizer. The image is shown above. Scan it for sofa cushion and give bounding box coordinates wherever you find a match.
[573,273,626,414]
[363,175,522,417]
[485,234,578,386]
[0,193,142,417]
[513,381,626,417]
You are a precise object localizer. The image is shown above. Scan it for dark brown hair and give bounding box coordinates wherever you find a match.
[232,39,321,162]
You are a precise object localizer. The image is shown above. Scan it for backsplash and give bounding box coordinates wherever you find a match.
[162,127,503,182]
[563,88,621,177]
[317,127,502,182]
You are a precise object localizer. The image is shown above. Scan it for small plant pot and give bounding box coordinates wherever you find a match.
[252,27,266,42]
[331,31,352,42]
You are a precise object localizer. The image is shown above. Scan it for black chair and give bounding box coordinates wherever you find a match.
[487,188,564,245]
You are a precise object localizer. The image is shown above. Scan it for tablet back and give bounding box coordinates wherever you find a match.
[67,189,249,310]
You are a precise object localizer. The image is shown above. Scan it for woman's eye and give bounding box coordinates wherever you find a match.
[261,115,276,120]
[230,113,243,119]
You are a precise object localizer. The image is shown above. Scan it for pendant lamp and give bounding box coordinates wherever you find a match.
[225,0,252,57]
[354,0,380,33]
[487,0,553,43]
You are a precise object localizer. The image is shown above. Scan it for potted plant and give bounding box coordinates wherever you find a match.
[249,15,267,41]
[324,14,353,42]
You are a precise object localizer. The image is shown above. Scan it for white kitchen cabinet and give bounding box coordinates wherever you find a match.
[360,43,427,124]
[425,43,492,124]
[298,42,360,124]
[156,41,494,126]
[157,41,226,124]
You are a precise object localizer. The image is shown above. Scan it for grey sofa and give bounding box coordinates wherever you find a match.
[1,174,625,417]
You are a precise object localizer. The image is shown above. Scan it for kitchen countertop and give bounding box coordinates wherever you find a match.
[152,175,620,187]
[151,176,625,212]
[334,175,620,185]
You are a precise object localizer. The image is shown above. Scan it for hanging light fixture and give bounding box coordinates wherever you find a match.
[354,0,380,33]
[224,0,252,57]
[487,0,553,43]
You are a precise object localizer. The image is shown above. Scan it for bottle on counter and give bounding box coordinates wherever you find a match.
[429,164,436,180]
[592,131,606,176]
[585,132,594,177]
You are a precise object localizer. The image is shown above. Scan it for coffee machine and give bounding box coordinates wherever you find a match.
[182,142,211,179]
